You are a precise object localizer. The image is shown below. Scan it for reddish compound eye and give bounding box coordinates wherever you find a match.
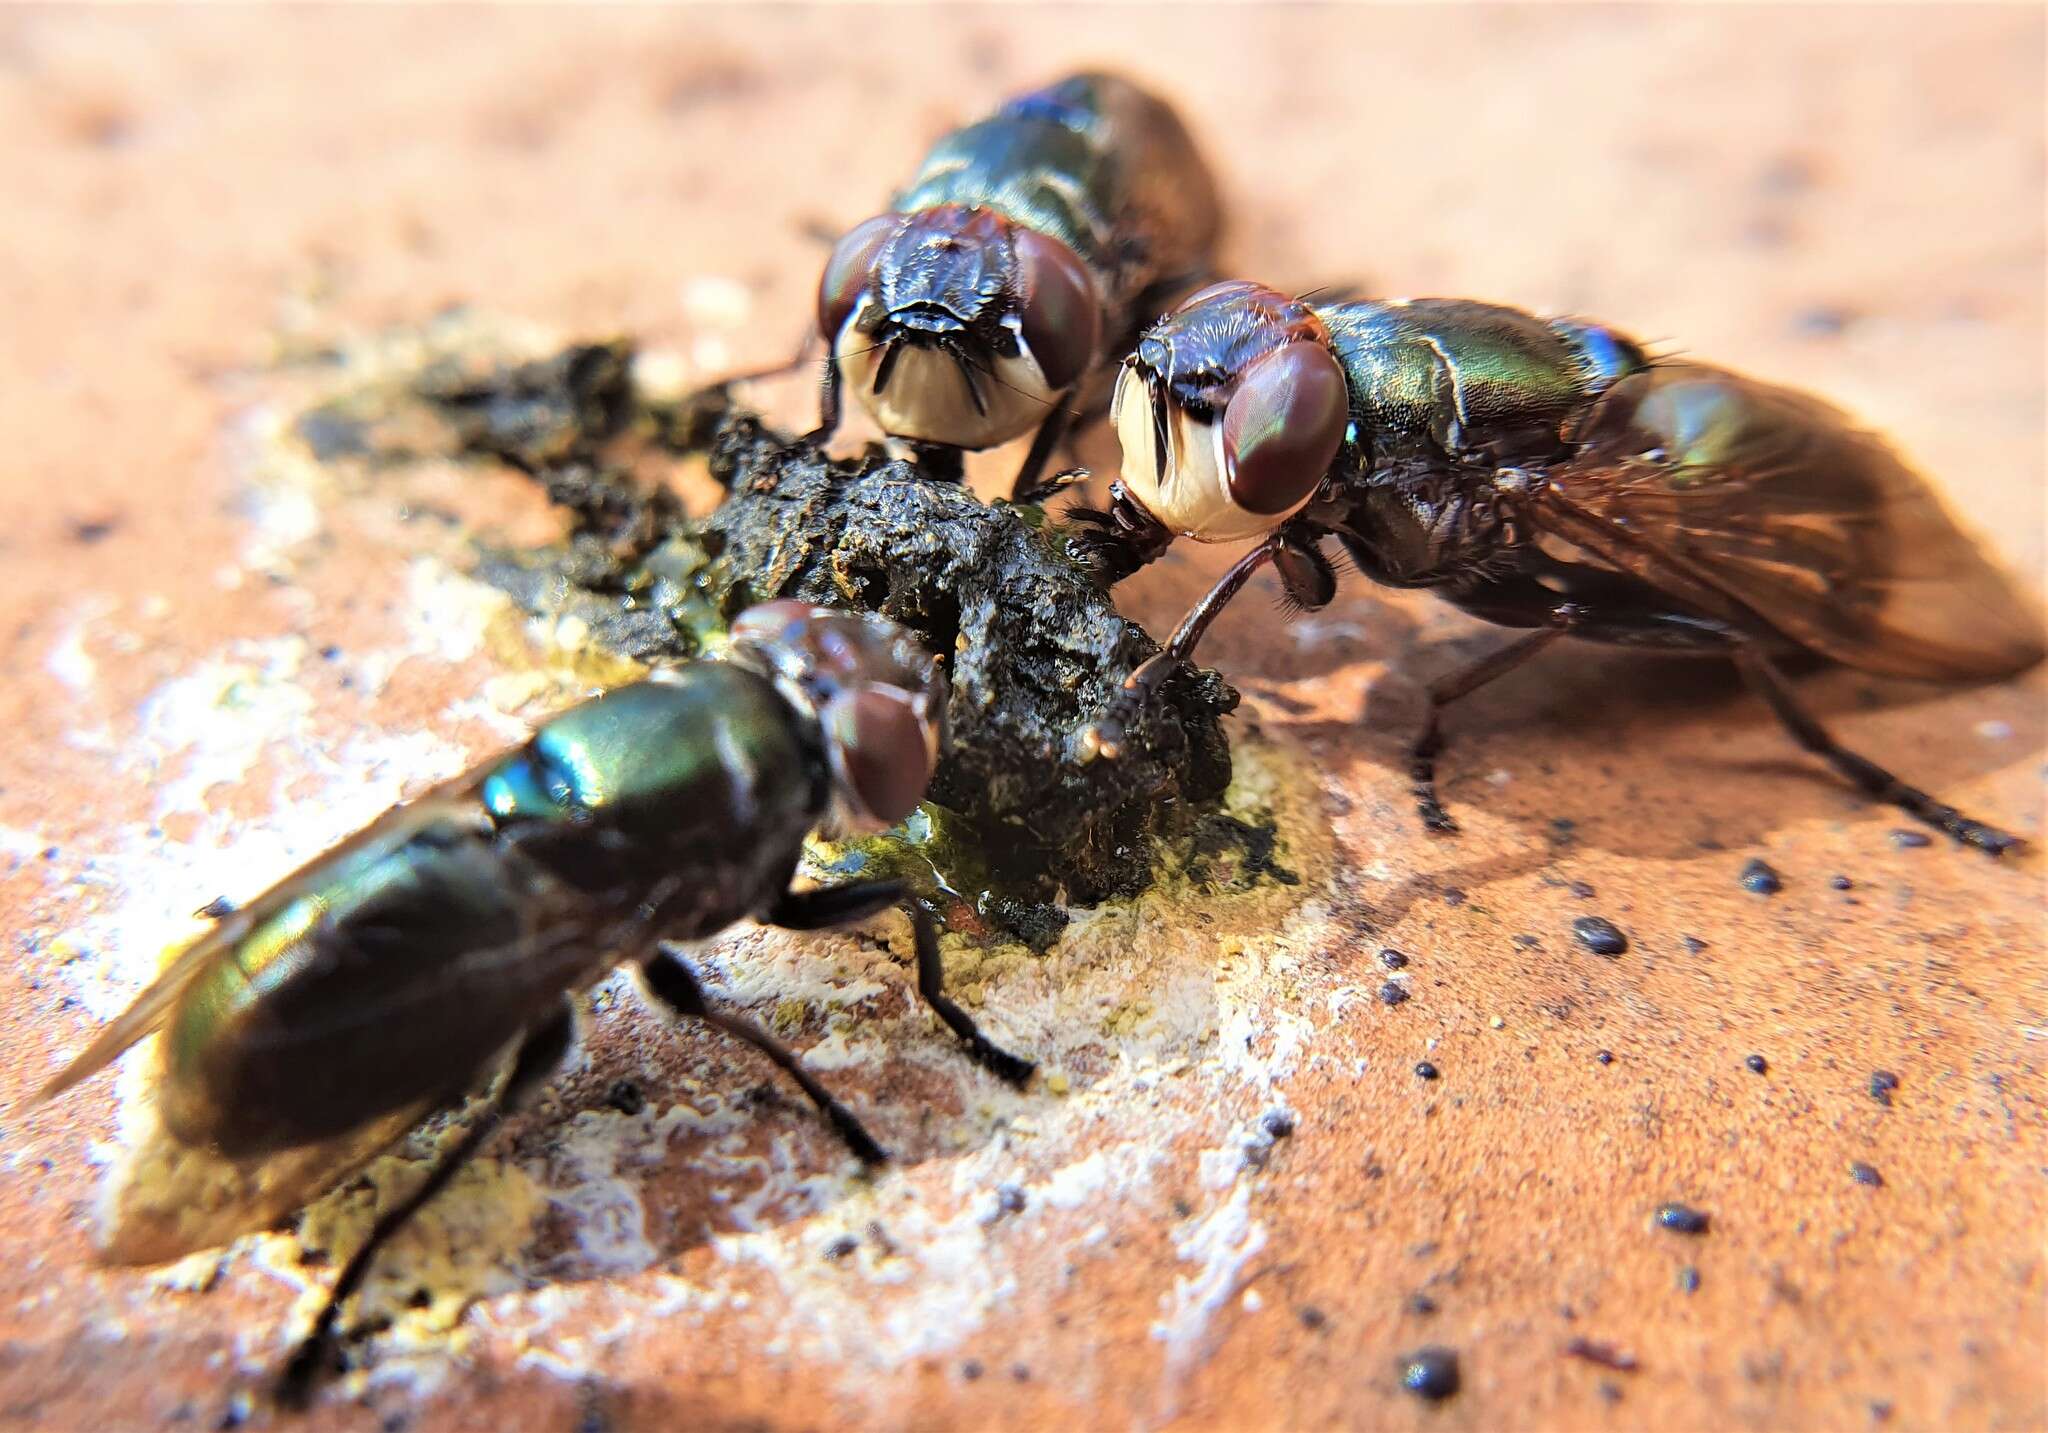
[1221,341,1349,516]
[817,215,899,341]
[823,689,935,826]
[1013,228,1102,392]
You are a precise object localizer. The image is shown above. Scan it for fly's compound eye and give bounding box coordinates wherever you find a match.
[1222,340,1350,516]
[823,688,938,826]
[818,214,899,341]
[1012,228,1102,393]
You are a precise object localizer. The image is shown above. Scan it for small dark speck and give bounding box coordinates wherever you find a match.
[40,846,59,862]
[1441,887,1467,907]
[1869,1400,1895,1423]
[604,1080,645,1116]
[1011,1364,1031,1382]
[822,1235,859,1261]
[1746,1054,1769,1075]
[1299,1306,1328,1330]
[1512,933,1541,950]
[382,1414,411,1433]
[1569,880,1596,899]
[1399,1347,1461,1401]
[1681,935,1708,955]
[1261,1110,1296,1140]
[994,1184,1026,1216]
[1739,858,1783,895]
[1573,916,1628,956]
[1564,1336,1639,1372]
[1869,1070,1900,1107]
[1379,981,1411,1007]
[961,1359,984,1381]
[1657,1203,1710,1235]
[1889,829,1932,849]
[67,516,118,544]
[193,895,236,920]
[318,643,343,662]
[1830,874,1853,891]
[1407,1293,1438,1316]
[1415,1061,1440,1081]
[1792,305,1855,337]
[1678,1266,1701,1293]
[1550,817,1577,844]
[1595,1050,1614,1066]
[1851,1161,1885,1187]
[1380,948,1409,969]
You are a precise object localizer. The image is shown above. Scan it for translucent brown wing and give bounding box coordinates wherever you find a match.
[1537,363,2045,681]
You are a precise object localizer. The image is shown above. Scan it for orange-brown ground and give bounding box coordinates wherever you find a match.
[1,9,2042,1432]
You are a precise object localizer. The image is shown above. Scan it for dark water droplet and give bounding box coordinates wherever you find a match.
[1595,1050,1614,1065]
[1415,1061,1439,1081]
[1399,1347,1461,1401]
[1379,982,1411,1007]
[1574,916,1628,956]
[1830,874,1853,891]
[1407,1292,1439,1315]
[1380,948,1409,969]
[1850,1161,1884,1187]
[1299,1305,1328,1329]
[1739,859,1783,895]
[1656,1203,1710,1235]
[1746,1054,1769,1075]
[1869,1070,1899,1107]
[1512,933,1541,950]
[961,1359,984,1381]
[604,1080,646,1116]
[1442,887,1467,907]
[1262,1110,1296,1140]
[822,1235,859,1260]
[1681,935,1708,955]
[1889,829,1931,849]
[1569,880,1596,899]
[1678,1266,1701,1294]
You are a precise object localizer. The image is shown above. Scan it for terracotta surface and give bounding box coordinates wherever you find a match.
[2,8,2044,1432]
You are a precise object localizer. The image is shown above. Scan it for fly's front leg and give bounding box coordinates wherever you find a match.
[276,1002,576,1408]
[1081,527,1329,762]
[640,949,887,1165]
[801,353,844,450]
[1735,649,2025,855]
[1007,401,1078,504]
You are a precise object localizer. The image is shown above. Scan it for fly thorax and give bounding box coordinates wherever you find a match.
[1111,365,1302,542]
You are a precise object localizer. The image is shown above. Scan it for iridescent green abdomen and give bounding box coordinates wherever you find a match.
[1319,299,1648,464]
[159,666,824,1157]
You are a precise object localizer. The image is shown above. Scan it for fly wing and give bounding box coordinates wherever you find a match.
[1541,364,2045,681]
[36,770,495,1103]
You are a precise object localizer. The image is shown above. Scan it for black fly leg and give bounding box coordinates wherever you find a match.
[907,442,966,484]
[1007,402,1077,504]
[1410,629,1567,833]
[767,879,905,930]
[639,950,888,1166]
[905,904,1035,1086]
[276,1003,576,1408]
[800,354,844,450]
[1735,648,2024,855]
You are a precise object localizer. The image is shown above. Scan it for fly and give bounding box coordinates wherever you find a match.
[811,72,1221,500]
[35,601,1032,1404]
[1068,283,2044,852]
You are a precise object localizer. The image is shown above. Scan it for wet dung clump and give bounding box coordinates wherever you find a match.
[436,356,1237,910]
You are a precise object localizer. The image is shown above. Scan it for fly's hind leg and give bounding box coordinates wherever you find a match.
[1735,649,2024,855]
[640,949,888,1166]
[1410,628,1569,833]
[769,882,1034,1086]
[276,1002,576,1408]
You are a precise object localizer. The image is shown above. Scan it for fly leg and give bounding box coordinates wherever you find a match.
[276,1002,576,1408]
[639,949,888,1166]
[800,352,844,450]
[1082,529,1332,761]
[1007,402,1078,505]
[1410,629,1569,833]
[1735,648,2024,855]
[906,441,966,484]
[906,903,1035,1086]
[769,883,1034,1085]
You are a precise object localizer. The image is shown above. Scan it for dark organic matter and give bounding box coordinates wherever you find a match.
[432,351,1238,913]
